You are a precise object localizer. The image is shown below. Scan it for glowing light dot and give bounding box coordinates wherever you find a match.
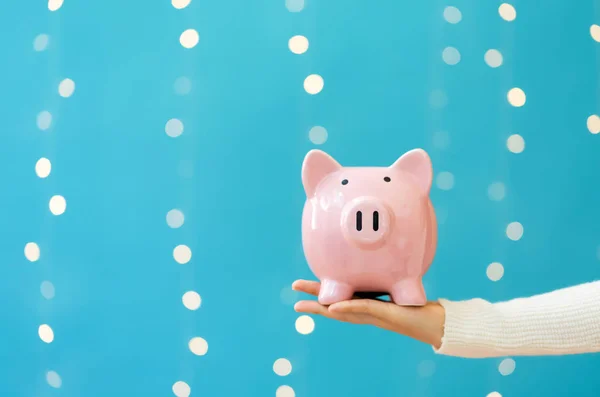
[172,0,191,9]
[38,324,54,343]
[48,0,64,11]
[499,358,516,376]
[58,78,75,98]
[172,381,191,397]
[174,77,192,95]
[34,34,50,51]
[499,3,516,21]
[436,171,454,191]
[442,46,461,65]
[487,393,502,397]
[46,371,62,388]
[49,195,67,216]
[487,182,506,201]
[188,337,208,356]
[165,119,184,138]
[295,315,315,335]
[173,245,192,264]
[41,281,55,300]
[273,358,292,376]
[166,209,185,228]
[484,49,503,68]
[180,29,199,49]
[304,74,324,95]
[587,114,600,134]
[182,291,202,310]
[506,222,523,241]
[37,111,52,131]
[507,134,525,153]
[591,25,600,42]
[288,35,309,54]
[308,126,328,145]
[35,158,52,178]
[443,6,462,24]
[276,385,296,397]
[507,87,526,107]
[25,242,40,262]
[486,262,504,282]
[286,0,304,12]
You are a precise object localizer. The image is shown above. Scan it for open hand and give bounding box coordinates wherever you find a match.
[292,279,445,349]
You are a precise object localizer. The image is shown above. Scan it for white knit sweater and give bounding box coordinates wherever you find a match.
[434,281,600,358]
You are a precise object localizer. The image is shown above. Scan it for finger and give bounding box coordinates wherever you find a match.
[329,299,394,319]
[292,280,320,297]
[295,300,367,324]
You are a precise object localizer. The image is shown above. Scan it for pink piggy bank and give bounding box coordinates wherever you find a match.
[301,149,437,306]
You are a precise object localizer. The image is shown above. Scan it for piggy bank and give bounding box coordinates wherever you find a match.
[301,149,437,306]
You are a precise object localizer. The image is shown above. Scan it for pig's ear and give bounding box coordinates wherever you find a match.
[302,150,342,197]
[389,149,433,195]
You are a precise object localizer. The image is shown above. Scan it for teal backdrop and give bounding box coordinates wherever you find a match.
[2,0,600,396]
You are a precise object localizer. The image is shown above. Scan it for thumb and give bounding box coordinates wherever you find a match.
[329,299,392,319]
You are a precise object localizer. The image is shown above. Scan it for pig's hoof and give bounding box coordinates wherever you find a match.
[318,280,354,305]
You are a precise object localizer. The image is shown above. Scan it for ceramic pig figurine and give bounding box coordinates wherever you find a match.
[301,149,437,306]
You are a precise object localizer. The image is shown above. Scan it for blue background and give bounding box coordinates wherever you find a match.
[1,0,599,396]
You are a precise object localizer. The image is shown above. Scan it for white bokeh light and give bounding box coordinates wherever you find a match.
[288,35,309,54]
[37,111,52,131]
[273,358,292,376]
[172,0,191,9]
[48,0,64,11]
[507,134,525,153]
[304,74,324,95]
[442,47,461,65]
[172,381,191,397]
[39,324,54,343]
[436,172,454,191]
[49,195,67,216]
[429,89,448,109]
[286,0,304,12]
[173,245,192,264]
[587,114,600,134]
[487,182,506,201]
[295,315,315,335]
[432,130,450,149]
[35,158,52,178]
[486,262,504,282]
[188,337,208,356]
[276,385,296,397]
[166,209,185,228]
[41,281,55,300]
[308,126,328,145]
[498,3,516,21]
[180,29,199,49]
[591,25,600,42]
[46,371,62,388]
[174,77,192,95]
[487,393,502,397]
[182,291,202,310]
[484,49,503,68]
[443,6,462,24]
[507,87,526,107]
[58,78,75,98]
[499,358,516,375]
[506,222,524,241]
[25,242,40,262]
[165,119,184,138]
[34,34,50,51]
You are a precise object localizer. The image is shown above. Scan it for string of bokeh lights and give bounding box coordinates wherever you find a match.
[168,1,207,397]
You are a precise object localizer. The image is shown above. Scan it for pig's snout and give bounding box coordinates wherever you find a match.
[341,197,391,249]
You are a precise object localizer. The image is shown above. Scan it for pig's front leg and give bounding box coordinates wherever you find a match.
[318,279,355,305]
[389,278,427,306]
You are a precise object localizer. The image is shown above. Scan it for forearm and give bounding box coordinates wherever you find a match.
[433,281,600,358]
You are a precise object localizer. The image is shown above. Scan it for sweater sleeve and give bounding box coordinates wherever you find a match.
[433,281,600,358]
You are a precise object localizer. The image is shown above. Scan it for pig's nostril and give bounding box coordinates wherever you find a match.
[356,211,363,231]
[373,211,379,231]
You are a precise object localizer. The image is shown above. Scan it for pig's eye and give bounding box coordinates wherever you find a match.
[341,179,349,185]
[384,176,391,182]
